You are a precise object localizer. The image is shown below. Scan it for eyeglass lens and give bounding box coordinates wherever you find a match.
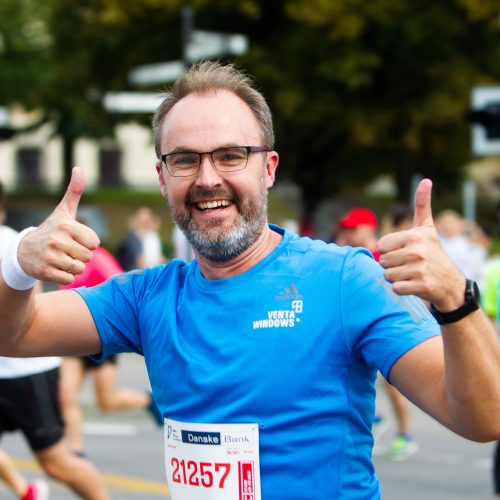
[166,147,249,176]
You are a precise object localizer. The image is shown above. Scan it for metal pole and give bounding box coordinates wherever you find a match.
[182,6,193,68]
[463,179,476,222]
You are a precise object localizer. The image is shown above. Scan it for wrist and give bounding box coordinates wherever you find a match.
[430,279,480,325]
[1,227,38,290]
[431,280,466,312]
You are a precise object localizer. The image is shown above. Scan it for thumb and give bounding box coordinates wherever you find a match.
[56,166,85,218]
[413,178,434,227]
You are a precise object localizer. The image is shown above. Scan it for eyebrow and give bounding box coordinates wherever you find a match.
[165,144,245,154]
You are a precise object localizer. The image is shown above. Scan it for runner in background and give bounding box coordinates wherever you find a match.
[0,183,109,500]
[487,202,500,499]
[336,205,418,460]
[116,207,166,271]
[59,218,161,457]
[1,61,499,499]
[172,224,195,262]
[0,448,48,500]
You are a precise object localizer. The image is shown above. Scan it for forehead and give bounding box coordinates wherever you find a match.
[160,90,261,151]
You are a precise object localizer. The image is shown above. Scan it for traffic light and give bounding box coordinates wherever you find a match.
[469,102,500,140]
[470,86,500,155]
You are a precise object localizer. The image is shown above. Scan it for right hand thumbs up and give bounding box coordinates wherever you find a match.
[18,166,100,285]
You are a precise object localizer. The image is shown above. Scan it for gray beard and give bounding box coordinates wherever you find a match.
[169,181,269,263]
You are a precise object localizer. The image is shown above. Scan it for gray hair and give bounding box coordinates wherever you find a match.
[151,61,274,157]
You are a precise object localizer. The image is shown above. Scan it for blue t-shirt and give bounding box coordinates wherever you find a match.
[76,225,440,499]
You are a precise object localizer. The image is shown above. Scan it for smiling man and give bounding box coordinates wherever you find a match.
[0,61,499,500]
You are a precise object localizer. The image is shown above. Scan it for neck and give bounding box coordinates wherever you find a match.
[196,224,282,280]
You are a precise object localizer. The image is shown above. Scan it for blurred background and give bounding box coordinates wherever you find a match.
[1,2,500,498]
[0,0,499,251]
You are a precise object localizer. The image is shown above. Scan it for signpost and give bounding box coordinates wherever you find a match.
[103,92,164,113]
[106,7,249,113]
[127,31,248,88]
[128,61,184,87]
[184,30,248,63]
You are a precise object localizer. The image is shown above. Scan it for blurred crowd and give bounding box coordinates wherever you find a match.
[1,170,499,498]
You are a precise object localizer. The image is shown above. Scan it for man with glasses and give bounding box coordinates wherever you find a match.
[0,61,499,500]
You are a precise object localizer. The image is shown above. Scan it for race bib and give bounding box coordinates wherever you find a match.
[165,419,261,500]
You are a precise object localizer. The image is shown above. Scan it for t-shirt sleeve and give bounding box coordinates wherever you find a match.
[74,270,146,360]
[339,249,441,380]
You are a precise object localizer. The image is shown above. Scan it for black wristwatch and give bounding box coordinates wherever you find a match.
[430,279,480,325]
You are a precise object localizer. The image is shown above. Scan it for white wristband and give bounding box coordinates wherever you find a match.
[1,226,38,290]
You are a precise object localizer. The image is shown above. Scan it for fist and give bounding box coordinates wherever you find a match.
[377,179,464,310]
[18,167,100,285]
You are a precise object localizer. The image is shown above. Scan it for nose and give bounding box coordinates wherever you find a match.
[194,154,223,187]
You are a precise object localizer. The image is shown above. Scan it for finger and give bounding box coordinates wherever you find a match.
[55,166,85,218]
[383,263,423,285]
[379,247,413,269]
[72,221,100,252]
[413,179,434,228]
[61,257,85,276]
[377,230,413,254]
[51,270,78,286]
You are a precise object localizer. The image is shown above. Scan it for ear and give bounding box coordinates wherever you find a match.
[155,160,162,175]
[156,161,168,198]
[265,151,279,189]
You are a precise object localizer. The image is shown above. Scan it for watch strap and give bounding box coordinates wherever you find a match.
[430,279,480,325]
[430,301,479,325]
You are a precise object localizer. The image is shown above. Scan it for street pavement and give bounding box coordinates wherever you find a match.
[0,354,495,499]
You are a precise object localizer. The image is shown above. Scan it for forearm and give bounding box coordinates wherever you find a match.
[441,309,500,441]
[0,274,38,354]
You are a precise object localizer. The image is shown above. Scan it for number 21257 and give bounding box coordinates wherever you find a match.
[171,458,231,488]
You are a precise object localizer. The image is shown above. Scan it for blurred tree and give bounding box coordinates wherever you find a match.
[0,0,183,186]
[232,0,500,215]
[0,0,499,217]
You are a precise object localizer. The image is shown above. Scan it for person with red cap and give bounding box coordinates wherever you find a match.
[1,62,500,500]
[336,206,418,461]
[337,207,380,261]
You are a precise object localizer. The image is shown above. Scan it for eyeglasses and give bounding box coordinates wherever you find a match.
[160,146,269,177]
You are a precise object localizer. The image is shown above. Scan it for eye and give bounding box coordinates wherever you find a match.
[215,148,246,164]
[170,154,197,166]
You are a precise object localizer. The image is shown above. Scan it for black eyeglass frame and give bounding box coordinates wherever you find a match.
[159,146,270,177]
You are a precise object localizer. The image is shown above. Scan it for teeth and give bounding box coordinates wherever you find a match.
[197,200,231,210]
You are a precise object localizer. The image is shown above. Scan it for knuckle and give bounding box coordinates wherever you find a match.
[47,233,64,250]
[58,221,74,232]
[383,269,394,283]
[81,250,93,263]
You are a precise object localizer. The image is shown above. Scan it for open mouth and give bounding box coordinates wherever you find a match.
[195,199,232,211]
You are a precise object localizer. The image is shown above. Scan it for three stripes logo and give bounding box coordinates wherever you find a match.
[375,277,433,324]
[275,284,302,301]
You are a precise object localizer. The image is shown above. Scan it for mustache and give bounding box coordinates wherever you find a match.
[186,187,238,204]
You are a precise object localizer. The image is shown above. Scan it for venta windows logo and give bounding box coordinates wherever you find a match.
[252,284,303,330]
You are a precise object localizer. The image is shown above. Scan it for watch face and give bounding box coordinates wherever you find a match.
[466,279,480,304]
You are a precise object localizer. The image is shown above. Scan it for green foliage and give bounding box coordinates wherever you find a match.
[0,0,499,215]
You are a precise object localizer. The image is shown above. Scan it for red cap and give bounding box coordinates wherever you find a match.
[339,208,378,229]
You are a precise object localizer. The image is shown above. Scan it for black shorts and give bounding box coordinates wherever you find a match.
[0,368,64,451]
[82,354,117,370]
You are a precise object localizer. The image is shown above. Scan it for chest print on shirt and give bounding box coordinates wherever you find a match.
[252,283,303,330]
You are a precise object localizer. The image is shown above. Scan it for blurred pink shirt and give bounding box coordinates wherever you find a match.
[59,246,123,290]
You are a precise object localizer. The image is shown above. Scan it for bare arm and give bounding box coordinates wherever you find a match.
[378,179,500,442]
[0,167,102,357]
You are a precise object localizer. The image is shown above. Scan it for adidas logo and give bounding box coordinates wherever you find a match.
[275,284,302,301]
